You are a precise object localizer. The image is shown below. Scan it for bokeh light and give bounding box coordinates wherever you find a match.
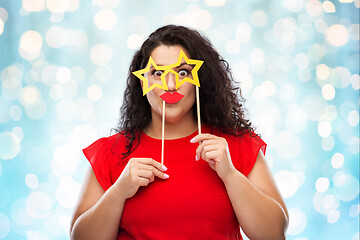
[331,152,344,169]
[127,34,144,50]
[0,18,4,36]
[0,1,358,240]
[0,212,11,238]
[287,208,307,235]
[204,0,226,7]
[250,10,267,27]
[315,177,330,193]
[87,85,103,101]
[326,24,350,46]
[0,131,21,160]
[23,0,45,12]
[90,44,112,66]
[94,9,117,31]
[19,31,43,60]
[322,1,336,13]
[0,7,8,36]
[25,173,39,190]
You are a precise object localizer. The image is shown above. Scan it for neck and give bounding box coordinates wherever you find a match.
[145,110,198,140]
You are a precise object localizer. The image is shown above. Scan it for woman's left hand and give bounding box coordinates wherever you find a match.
[191,134,237,182]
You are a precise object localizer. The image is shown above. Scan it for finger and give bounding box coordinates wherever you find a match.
[137,177,150,187]
[195,141,204,161]
[137,164,169,180]
[137,158,168,172]
[137,170,155,183]
[190,134,218,144]
[138,164,157,172]
[202,149,219,162]
[201,144,219,160]
[141,166,169,180]
[195,139,219,161]
[209,159,216,165]
[190,134,217,143]
[151,166,169,180]
[202,139,221,147]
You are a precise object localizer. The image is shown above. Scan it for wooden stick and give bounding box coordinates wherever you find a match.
[196,86,201,134]
[161,100,165,165]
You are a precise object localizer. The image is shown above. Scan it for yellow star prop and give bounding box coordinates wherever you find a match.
[167,49,204,89]
[132,57,169,96]
[133,50,204,95]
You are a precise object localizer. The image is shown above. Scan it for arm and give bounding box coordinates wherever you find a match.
[192,134,288,240]
[223,150,288,240]
[70,158,169,240]
[70,167,126,240]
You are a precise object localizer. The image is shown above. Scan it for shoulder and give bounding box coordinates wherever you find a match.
[84,133,121,150]
[82,133,129,190]
[231,131,266,151]
[93,132,130,148]
[83,132,129,162]
[220,129,266,155]
[203,125,265,150]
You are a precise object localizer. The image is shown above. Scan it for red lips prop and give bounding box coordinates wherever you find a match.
[160,92,184,104]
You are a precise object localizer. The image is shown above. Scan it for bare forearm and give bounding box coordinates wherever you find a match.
[224,172,288,240]
[71,185,126,240]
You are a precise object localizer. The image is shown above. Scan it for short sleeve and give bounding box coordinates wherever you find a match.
[83,137,112,191]
[235,134,267,177]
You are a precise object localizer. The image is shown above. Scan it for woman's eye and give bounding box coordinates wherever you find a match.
[153,70,163,77]
[178,69,189,78]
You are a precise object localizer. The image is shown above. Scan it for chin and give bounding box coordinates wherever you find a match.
[164,107,192,123]
[164,113,183,123]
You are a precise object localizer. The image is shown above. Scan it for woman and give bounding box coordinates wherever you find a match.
[70,25,288,240]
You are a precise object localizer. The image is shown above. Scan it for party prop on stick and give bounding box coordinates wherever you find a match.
[196,86,201,134]
[161,101,165,165]
[133,58,168,165]
[132,50,203,165]
[132,57,168,96]
[160,92,184,104]
[159,91,184,165]
[166,50,203,134]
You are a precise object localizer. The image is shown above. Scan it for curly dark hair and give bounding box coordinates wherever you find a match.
[116,25,255,159]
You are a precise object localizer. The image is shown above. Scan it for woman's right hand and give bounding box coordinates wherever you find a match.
[113,158,169,199]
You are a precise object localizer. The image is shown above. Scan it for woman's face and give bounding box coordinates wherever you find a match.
[145,45,196,124]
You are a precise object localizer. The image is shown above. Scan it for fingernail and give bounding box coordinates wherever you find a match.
[164,173,169,179]
[162,165,168,171]
[195,155,199,161]
[190,137,195,143]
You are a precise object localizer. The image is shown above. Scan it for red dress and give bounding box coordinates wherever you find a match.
[83,125,266,240]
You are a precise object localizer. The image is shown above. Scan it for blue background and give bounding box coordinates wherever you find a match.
[0,0,359,239]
